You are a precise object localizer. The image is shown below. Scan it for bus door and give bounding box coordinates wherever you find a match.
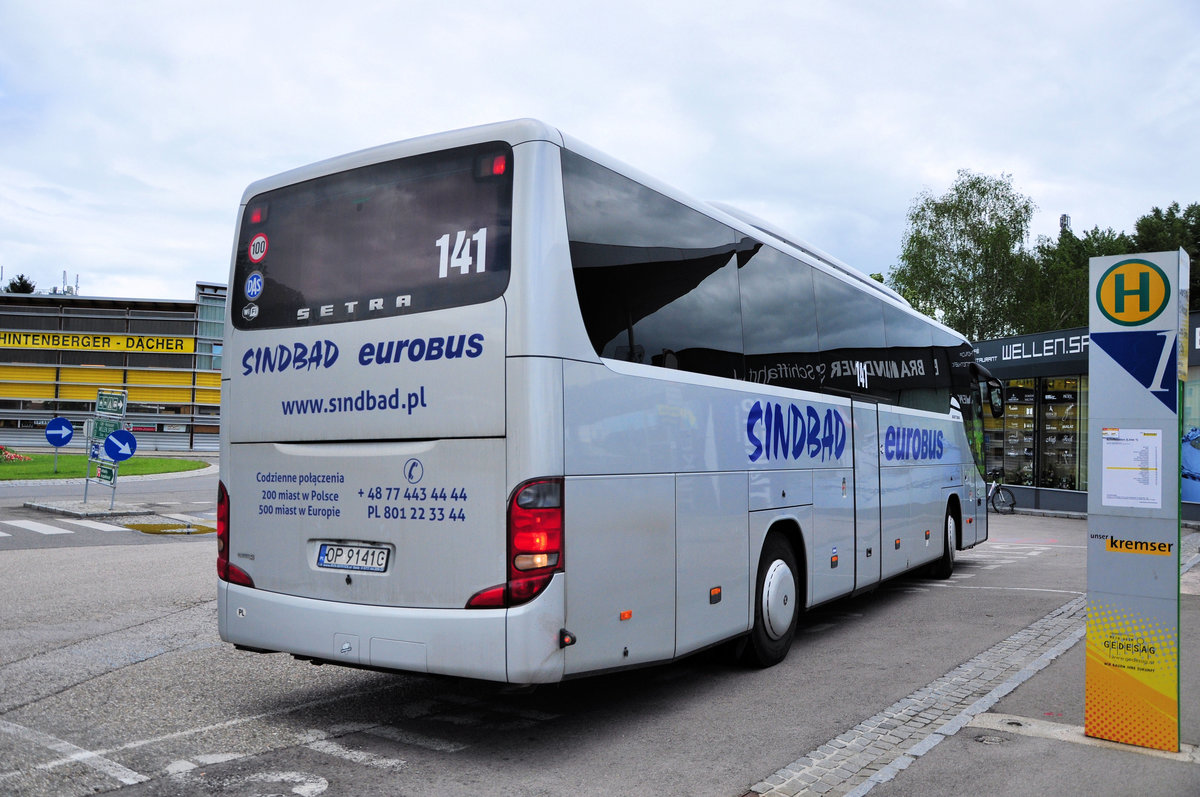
[851,400,882,590]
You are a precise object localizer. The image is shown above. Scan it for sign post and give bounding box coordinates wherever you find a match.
[1086,249,1187,752]
[44,416,74,474]
[85,389,133,508]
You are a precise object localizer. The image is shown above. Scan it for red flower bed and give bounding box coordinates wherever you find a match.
[0,446,32,463]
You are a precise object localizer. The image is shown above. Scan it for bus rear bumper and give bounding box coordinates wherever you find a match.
[218,576,566,684]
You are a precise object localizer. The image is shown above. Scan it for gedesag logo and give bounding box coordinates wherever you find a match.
[1096,259,1170,326]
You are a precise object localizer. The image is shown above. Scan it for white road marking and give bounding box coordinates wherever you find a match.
[0,718,148,785]
[306,738,407,771]
[38,685,396,772]
[245,771,328,796]
[60,519,127,531]
[1,519,72,535]
[163,513,214,525]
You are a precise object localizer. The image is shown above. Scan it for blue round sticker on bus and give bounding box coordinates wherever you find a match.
[244,271,264,301]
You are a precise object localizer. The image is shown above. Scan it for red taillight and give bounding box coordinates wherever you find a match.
[217,480,254,587]
[475,151,509,179]
[466,478,563,608]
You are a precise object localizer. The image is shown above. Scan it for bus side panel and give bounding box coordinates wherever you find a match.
[912,465,946,565]
[880,468,911,580]
[563,475,676,675]
[675,472,750,656]
[811,468,856,605]
[504,356,564,488]
[964,464,986,547]
[878,408,972,576]
[852,402,882,590]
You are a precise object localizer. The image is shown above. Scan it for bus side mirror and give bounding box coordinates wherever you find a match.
[988,382,1004,419]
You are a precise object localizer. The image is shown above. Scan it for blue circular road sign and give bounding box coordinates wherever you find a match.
[45,417,74,447]
[104,429,138,462]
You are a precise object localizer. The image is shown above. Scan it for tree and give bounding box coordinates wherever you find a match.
[888,170,1037,342]
[4,274,35,293]
[1024,219,1133,332]
[1131,202,1200,310]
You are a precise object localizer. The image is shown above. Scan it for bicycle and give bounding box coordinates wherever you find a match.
[988,480,1016,514]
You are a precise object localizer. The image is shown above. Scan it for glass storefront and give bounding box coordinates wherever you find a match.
[1039,376,1086,491]
[976,318,1197,517]
[983,375,1089,491]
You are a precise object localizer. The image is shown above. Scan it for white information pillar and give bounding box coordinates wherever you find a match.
[1086,249,1187,752]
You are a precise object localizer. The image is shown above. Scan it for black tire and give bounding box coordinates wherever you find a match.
[991,487,1016,514]
[742,532,800,668]
[932,506,957,579]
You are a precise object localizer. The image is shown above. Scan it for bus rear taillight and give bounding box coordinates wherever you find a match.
[466,478,563,609]
[216,480,254,587]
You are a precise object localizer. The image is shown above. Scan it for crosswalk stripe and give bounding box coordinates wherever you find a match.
[1,520,72,536]
[60,519,127,532]
[0,530,9,537]
[163,513,214,525]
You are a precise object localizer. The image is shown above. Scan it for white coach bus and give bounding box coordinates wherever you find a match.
[218,119,999,683]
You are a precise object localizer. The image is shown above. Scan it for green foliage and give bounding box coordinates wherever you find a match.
[4,273,35,293]
[1131,202,1200,310]
[1026,222,1134,331]
[888,173,1200,339]
[888,170,1037,342]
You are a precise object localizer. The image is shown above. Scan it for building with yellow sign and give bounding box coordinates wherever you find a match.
[0,282,225,451]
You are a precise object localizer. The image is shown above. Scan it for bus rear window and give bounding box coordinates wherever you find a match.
[232,142,512,330]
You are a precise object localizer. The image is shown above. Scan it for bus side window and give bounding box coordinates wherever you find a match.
[562,150,745,380]
[740,245,821,391]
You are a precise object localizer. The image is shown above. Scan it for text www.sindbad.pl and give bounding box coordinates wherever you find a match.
[281,386,428,416]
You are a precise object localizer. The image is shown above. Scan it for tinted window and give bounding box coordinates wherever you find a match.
[232,142,512,330]
[813,270,886,352]
[740,245,821,391]
[882,304,933,349]
[562,150,745,379]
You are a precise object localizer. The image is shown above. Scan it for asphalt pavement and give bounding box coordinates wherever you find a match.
[749,513,1200,797]
[12,481,1200,797]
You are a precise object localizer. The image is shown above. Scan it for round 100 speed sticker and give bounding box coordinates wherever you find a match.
[248,233,269,263]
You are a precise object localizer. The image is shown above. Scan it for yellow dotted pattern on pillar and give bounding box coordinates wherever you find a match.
[1084,602,1178,751]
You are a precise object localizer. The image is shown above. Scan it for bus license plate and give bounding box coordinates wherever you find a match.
[316,543,389,572]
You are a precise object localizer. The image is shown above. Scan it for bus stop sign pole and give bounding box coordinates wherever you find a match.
[1086,249,1187,752]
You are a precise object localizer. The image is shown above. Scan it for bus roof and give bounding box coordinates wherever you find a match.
[238,117,969,348]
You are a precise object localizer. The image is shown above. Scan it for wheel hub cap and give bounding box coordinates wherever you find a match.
[762,559,796,640]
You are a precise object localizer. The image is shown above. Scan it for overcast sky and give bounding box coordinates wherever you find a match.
[1,1,1197,300]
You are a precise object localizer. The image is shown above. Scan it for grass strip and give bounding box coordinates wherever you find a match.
[0,450,208,481]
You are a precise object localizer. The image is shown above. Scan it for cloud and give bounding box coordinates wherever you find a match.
[0,1,1197,301]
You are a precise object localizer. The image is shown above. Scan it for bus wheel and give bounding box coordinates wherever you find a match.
[743,532,799,667]
[932,506,956,579]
